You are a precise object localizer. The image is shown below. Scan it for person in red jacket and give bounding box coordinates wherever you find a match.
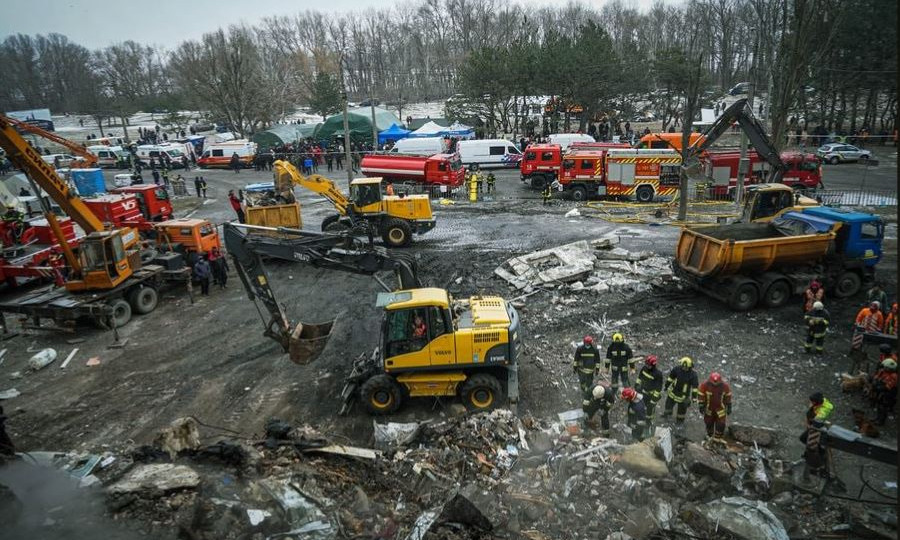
[698,372,732,440]
[228,190,245,223]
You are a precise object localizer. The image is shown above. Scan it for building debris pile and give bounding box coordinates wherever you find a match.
[3,411,892,540]
[494,237,675,296]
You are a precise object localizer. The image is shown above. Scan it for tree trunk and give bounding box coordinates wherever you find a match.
[96,117,106,137]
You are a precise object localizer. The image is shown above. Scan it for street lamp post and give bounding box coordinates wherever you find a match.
[341,90,353,186]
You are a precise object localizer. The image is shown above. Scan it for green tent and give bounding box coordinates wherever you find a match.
[316,107,401,141]
[251,123,321,150]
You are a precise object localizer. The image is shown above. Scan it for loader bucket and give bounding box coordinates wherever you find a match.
[288,320,335,365]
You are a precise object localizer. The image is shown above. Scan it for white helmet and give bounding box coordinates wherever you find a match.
[592,384,606,400]
[813,301,824,310]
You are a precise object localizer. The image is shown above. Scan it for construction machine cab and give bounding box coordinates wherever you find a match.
[741,184,819,223]
[350,178,384,209]
[68,230,133,291]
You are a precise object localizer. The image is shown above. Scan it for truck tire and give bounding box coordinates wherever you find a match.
[530,175,547,190]
[834,271,862,298]
[382,219,412,248]
[128,286,159,315]
[728,279,759,311]
[321,214,350,233]
[570,186,587,202]
[636,185,655,203]
[459,373,503,411]
[762,279,791,308]
[360,374,402,415]
[108,298,132,328]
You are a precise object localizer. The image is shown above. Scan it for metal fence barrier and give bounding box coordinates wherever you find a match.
[691,183,896,207]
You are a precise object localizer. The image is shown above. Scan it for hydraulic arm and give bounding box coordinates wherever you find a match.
[5,116,98,168]
[273,159,351,214]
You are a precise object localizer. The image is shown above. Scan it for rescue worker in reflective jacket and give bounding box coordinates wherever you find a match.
[573,336,600,400]
[885,303,898,336]
[698,372,732,440]
[634,354,664,421]
[583,383,615,435]
[804,301,830,354]
[662,357,699,427]
[801,392,834,479]
[869,356,898,425]
[622,387,648,442]
[605,332,634,392]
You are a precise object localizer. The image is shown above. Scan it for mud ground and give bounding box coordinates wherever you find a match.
[0,161,896,501]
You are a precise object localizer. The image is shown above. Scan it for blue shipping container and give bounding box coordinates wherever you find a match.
[71,168,106,196]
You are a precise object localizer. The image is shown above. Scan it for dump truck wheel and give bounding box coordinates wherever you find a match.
[321,214,350,232]
[728,280,759,311]
[636,185,654,203]
[530,175,547,190]
[460,373,503,411]
[128,286,159,315]
[361,375,402,415]
[108,298,132,328]
[834,271,862,298]
[762,279,791,308]
[382,219,412,248]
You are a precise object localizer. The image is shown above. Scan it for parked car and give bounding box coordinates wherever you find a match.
[816,143,872,164]
[727,82,751,96]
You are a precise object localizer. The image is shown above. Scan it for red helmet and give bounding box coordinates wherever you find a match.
[810,279,821,290]
[645,355,658,367]
[621,387,637,401]
[583,336,593,345]
[709,372,722,384]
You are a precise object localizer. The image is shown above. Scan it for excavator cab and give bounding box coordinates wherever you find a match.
[350,178,384,210]
[67,230,134,291]
[741,184,820,223]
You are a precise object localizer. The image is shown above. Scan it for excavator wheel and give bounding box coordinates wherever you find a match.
[360,374,402,415]
[128,285,159,315]
[321,214,351,233]
[459,373,503,411]
[382,219,412,248]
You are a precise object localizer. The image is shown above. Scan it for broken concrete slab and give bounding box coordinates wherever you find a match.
[373,421,422,450]
[684,442,732,481]
[728,423,778,447]
[440,485,497,531]
[623,507,658,539]
[653,427,674,464]
[695,497,789,540]
[108,464,200,495]
[154,417,201,459]
[616,440,669,478]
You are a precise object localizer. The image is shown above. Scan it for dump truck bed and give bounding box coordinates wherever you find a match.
[675,222,835,278]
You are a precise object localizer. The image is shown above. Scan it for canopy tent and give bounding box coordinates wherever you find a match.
[317,107,401,141]
[443,121,475,140]
[408,121,447,138]
[251,123,321,150]
[378,123,411,144]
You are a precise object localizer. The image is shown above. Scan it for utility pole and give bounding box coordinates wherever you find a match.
[370,91,378,151]
[735,31,758,211]
[341,90,353,186]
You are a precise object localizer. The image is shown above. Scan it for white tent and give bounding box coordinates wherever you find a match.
[409,121,447,138]
[445,121,475,139]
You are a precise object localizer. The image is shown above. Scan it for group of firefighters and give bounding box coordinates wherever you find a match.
[466,168,496,200]
[573,333,732,443]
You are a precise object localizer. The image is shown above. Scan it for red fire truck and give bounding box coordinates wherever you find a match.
[558,148,682,202]
[110,185,174,223]
[703,150,823,196]
[82,186,173,233]
[360,153,465,187]
[520,142,632,189]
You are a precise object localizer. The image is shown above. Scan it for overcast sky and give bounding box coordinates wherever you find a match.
[1,0,664,50]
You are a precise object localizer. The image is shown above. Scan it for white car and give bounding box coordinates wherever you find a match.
[816,143,872,164]
[114,173,141,187]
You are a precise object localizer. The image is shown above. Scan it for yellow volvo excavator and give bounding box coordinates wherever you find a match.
[273,160,435,247]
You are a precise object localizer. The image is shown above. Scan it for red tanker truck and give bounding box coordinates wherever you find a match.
[360,153,466,187]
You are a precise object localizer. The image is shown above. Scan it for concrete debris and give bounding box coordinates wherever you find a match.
[653,426,674,463]
[683,442,732,481]
[153,417,201,458]
[373,420,422,450]
[108,464,201,495]
[0,388,20,400]
[616,440,669,478]
[564,208,581,218]
[728,423,778,447]
[28,348,57,370]
[695,497,789,540]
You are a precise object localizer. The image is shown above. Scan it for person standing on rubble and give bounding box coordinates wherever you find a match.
[634,354,664,422]
[852,301,884,351]
[803,279,825,313]
[868,356,897,425]
[604,332,634,393]
[621,388,648,442]
[698,372,732,440]
[662,357,699,428]
[583,383,615,435]
[804,301,830,354]
[573,336,600,401]
[801,392,834,480]
[193,253,212,296]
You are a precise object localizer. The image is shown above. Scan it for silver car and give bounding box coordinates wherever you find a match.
[816,143,872,164]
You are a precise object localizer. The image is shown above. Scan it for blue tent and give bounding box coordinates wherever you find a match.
[378,123,411,144]
[442,121,475,140]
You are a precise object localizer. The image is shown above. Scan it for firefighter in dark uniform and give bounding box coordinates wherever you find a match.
[634,354,664,421]
[622,387,648,442]
[542,183,552,205]
[584,383,615,435]
[662,356,699,427]
[573,335,600,400]
[605,332,634,393]
[804,301,829,354]
[486,172,496,193]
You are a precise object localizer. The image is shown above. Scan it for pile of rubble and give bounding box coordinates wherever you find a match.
[1,412,894,540]
[494,237,675,296]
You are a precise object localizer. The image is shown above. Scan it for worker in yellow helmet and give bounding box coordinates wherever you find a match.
[662,356,699,427]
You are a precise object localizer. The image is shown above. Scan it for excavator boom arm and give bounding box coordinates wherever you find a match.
[5,116,98,167]
[273,159,351,215]
[0,115,106,233]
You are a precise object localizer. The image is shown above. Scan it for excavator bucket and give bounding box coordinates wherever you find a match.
[287,320,335,364]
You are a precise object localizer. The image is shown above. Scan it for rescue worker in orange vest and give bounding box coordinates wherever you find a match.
[573,336,600,400]
[604,332,634,393]
[852,301,884,350]
[803,279,825,313]
[634,354,664,421]
[621,387,648,442]
[801,392,834,480]
[804,301,830,354]
[885,303,898,336]
[869,356,898,425]
[698,372,733,440]
[662,357,699,427]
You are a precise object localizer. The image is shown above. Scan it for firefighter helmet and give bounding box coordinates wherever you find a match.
[592,384,606,399]
[645,354,658,367]
[813,301,824,310]
[621,387,637,401]
[583,335,593,345]
[612,332,624,343]
[709,372,722,384]
[871,301,881,310]
[680,356,693,368]
[882,358,898,371]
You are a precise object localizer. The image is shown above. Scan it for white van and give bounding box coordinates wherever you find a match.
[389,137,447,156]
[456,139,522,169]
[197,140,257,169]
[548,133,596,149]
[87,145,127,168]
[135,144,187,168]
